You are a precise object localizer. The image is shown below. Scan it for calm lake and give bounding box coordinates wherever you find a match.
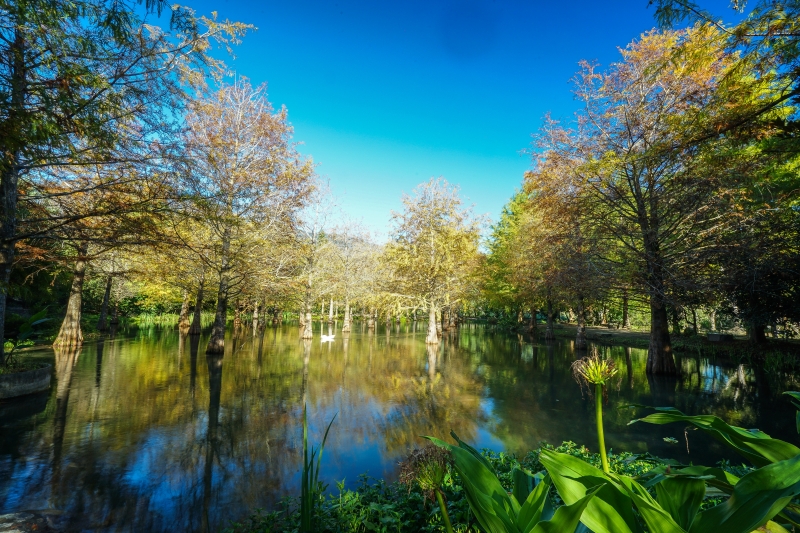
[1,322,798,532]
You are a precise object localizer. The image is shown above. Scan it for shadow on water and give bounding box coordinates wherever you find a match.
[0,322,798,532]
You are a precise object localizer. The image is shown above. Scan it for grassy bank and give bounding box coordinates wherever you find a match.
[551,324,800,371]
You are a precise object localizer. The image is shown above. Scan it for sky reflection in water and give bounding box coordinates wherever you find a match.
[0,322,797,532]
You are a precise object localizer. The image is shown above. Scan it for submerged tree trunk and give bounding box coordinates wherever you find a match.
[206,274,229,354]
[426,306,439,344]
[528,306,538,337]
[54,244,89,349]
[545,293,555,341]
[748,322,767,344]
[178,289,191,331]
[342,299,351,333]
[303,306,313,339]
[575,294,587,350]
[189,278,205,335]
[647,296,677,375]
[622,289,630,329]
[97,276,114,332]
[207,229,231,354]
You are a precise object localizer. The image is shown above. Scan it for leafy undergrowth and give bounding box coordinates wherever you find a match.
[0,357,47,375]
[223,441,737,533]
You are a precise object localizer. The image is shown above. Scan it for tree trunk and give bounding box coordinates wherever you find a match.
[528,306,538,337]
[233,300,242,329]
[670,306,681,337]
[252,300,260,331]
[189,279,204,335]
[690,308,698,336]
[575,294,587,350]
[647,297,677,375]
[426,306,439,344]
[207,229,231,354]
[545,295,555,341]
[206,274,229,354]
[709,308,716,332]
[441,309,448,331]
[178,288,191,331]
[342,299,351,333]
[622,289,630,329]
[749,322,767,344]
[97,276,113,332]
[328,297,334,323]
[54,243,89,348]
[302,306,313,339]
[367,308,375,329]
[0,28,25,365]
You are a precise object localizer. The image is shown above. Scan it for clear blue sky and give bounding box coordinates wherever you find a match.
[184,0,724,236]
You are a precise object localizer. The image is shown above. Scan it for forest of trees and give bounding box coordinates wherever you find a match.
[1,0,798,376]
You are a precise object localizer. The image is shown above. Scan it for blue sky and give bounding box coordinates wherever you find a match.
[182,0,727,236]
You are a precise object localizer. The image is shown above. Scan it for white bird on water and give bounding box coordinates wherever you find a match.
[320,334,335,343]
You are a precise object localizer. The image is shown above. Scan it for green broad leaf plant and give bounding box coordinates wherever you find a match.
[425,431,602,533]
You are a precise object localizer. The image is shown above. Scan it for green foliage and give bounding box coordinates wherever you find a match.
[425,433,600,533]
[223,442,653,533]
[301,405,336,533]
[2,307,49,362]
[784,392,800,434]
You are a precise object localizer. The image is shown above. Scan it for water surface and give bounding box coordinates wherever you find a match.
[1,322,797,532]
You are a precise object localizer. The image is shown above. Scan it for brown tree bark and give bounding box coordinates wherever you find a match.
[206,273,229,354]
[54,243,89,348]
[575,294,587,350]
[646,297,677,375]
[189,278,204,335]
[622,289,630,329]
[528,306,538,337]
[178,288,191,331]
[545,294,555,341]
[97,276,113,332]
[426,306,439,344]
[207,229,231,354]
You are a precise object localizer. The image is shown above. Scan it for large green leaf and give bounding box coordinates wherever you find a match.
[689,453,800,533]
[539,449,642,533]
[450,430,496,472]
[517,475,552,532]
[426,436,518,533]
[529,485,602,533]
[656,477,708,530]
[628,406,800,467]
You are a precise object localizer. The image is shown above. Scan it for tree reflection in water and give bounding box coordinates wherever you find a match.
[0,324,798,532]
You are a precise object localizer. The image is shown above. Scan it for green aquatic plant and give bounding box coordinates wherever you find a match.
[300,404,336,533]
[426,432,601,533]
[572,351,618,474]
[398,445,454,533]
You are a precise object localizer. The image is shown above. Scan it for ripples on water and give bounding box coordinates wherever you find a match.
[0,322,797,531]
